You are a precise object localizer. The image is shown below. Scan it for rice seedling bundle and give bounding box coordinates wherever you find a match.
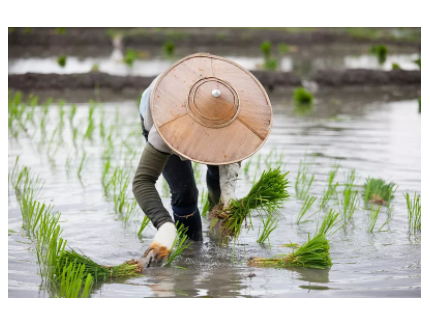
[209,167,289,240]
[164,224,192,266]
[370,45,388,64]
[56,261,93,298]
[362,178,396,206]
[249,234,332,269]
[56,249,143,280]
[293,87,314,105]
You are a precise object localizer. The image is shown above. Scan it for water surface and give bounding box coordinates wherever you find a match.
[8,88,421,298]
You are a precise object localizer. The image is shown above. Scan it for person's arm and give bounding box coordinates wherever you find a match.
[219,162,241,208]
[132,142,176,266]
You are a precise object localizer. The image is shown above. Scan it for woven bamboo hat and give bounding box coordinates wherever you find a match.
[150,53,272,165]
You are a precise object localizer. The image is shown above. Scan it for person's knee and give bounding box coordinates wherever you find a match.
[171,184,199,208]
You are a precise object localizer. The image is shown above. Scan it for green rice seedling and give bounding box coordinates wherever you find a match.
[65,156,72,177]
[101,159,111,195]
[320,164,339,210]
[201,194,211,217]
[243,159,251,176]
[164,224,192,267]
[57,55,67,68]
[315,209,341,237]
[124,49,137,67]
[57,262,93,298]
[91,63,100,72]
[13,166,44,204]
[257,213,278,246]
[58,100,65,129]
[264,147,275,166]
[111,167,129,213]
[56,248,143,280]
[264,58,278,71]
[392,63,401,70]
[47,127,59,156]
[163,41,175,56]
[25,94,38,125]
[295,158,315,200]
[137,215,151,236]
[69,104,77,126]
[367,204,382,233]
[276,152,284,165]
[24,27,32,34]
[40,99,51,135]
[260,41,272,58]
[72,127,79,146]
[362,178,396,206]
[99,110,106,139]
[192,162,201,183]
[83,118,95,141]
[405,192,421,234]
[77,152,86,178]
[296,195,317,224]
[338,169,359,220]
[123,199,138,225]
[249,234,332,269]
[209,167,289,240]
[161,177,170,198]
[199,188,207,208]
[413,57,421,69]
[369,45,388,64]
[293,87,314,105]
[8,156,20,191]
[278,43,290,54]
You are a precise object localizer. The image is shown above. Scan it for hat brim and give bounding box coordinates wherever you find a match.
[150,53,272,165]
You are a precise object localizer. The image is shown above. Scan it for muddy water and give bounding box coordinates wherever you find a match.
[8,44,420,77]
[8,88,421,298]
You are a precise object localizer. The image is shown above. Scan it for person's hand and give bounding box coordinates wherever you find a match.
[219,162,241,209]
[141,222,176,267]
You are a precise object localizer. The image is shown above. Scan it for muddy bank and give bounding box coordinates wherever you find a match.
[9,27,421,49]
[8,72,155,91]
[9,69,420,91]
[313,69,421,86]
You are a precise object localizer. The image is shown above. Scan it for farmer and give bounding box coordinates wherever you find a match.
[132,53,272,267]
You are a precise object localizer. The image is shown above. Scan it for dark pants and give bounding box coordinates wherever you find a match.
[141,118,220,241]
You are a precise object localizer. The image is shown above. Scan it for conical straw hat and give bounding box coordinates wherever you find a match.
[150,53,272,165]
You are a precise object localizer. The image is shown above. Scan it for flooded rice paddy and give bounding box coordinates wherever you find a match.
[8,87,421,298]
[8,45,420,77]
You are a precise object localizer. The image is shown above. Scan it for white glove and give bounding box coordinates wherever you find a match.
[142,222,177,267]
[219,162,240,209]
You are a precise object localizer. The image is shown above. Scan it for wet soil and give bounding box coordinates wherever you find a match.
[8,69,420,91]
[9,27,421,49]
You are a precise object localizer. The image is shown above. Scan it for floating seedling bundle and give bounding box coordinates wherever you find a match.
[363,178,396,206]
[248,234,332,269]
[55,249,144,281]
[209,167,289,240]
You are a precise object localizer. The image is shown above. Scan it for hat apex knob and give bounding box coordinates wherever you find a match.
[212,89,221,98]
